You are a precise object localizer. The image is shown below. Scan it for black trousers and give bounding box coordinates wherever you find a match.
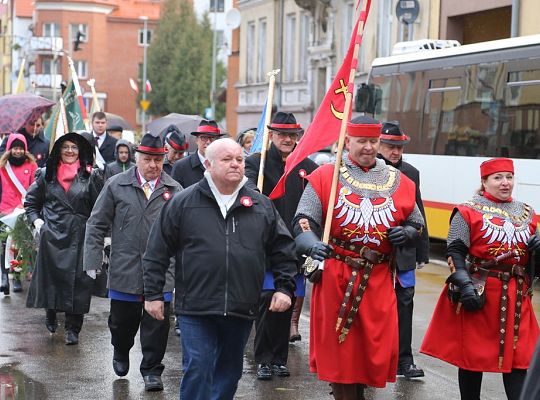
[396,281,415,366]
[108,299,171,377]
[254,291,295,365]
[458,368,526,400]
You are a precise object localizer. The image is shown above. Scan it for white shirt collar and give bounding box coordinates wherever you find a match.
[137,170,158,191]
[197,151,207,169]
[93,131,105,147]
[204,171,248,218]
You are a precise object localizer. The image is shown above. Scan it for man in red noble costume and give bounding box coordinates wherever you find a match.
[293,116,424,399]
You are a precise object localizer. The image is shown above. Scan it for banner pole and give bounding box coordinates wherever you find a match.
[257,69,280,191]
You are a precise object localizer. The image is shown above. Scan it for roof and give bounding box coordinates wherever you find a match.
[372,34,540,68]
[15,0,34,18]
[108,0,161,20]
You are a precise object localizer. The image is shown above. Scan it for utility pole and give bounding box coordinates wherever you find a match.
[140,15,149,134]
[210,2,218,120]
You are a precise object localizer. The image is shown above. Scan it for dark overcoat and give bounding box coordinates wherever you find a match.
[96,133,117,164]
[378,154,430,270]
[83,167,181,295]
[171,152,205,188]
[245,143,318,232]
[25,133,103,313]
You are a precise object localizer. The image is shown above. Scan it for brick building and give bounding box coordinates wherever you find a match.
[32,0,161,129]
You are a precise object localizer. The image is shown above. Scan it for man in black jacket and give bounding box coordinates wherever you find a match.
[245,112,318,380]
[171,119,224,187]
[143,138,296,400]
[377,121,429,379]
[91,111,117,165]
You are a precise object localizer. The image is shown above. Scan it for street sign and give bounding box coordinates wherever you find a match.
[396,0,419,24]
[140,99,151,111]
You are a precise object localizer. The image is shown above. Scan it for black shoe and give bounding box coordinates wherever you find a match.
[271,364,291,377]
[65,330,79,345]
[113,351,129,377]
[12,276,22,293]
[143,375,163,391]
[256,363,272,380]
[0,273,9,295]
[397,363,425,379]
[45,310,58,333]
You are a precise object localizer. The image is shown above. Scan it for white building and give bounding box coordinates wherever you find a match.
[193,0,235,65]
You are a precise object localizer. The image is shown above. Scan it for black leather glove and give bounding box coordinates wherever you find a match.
[527,235,540,252]
[459,281,483,312]
[295,231,332,261]
[308,242,333,261]
[446,239,482,312]
[387,225,418,246]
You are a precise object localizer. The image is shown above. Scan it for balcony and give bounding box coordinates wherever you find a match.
[30,74,63,88]
[30,37,63,54]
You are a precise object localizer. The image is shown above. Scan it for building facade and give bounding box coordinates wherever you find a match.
[18,0,162,129]
[231,0,540,134]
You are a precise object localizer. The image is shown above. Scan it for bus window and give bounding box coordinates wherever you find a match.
[503,70,540,159]
[422,78,461,155]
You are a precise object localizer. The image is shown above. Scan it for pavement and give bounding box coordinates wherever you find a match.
[0,259,538,399]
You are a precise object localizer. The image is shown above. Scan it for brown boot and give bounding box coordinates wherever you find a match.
[330,383,365,400]
[289,297,304,342]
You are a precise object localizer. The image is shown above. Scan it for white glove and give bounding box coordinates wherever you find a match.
[416,262,425,269]
[33,218,44,234]
[86,270,97,280]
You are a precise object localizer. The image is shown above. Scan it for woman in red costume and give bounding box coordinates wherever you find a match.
[421,158,540,400]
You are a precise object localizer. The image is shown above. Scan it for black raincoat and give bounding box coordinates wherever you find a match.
[25,133,103,313]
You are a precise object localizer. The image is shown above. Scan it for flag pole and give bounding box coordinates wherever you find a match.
[322,0,369,243]
[14,58,26,94]
[67,56,90,130]
[87,79,101,113]
[257,69,280,191]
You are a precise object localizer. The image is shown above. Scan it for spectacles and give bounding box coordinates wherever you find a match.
[61,145,79,152]
[198,135,217,142]
[274,132,299,139]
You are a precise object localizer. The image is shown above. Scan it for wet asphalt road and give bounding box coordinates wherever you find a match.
[0,254,539,399]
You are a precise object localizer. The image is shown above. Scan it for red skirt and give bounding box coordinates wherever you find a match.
[309,258,398,387]
[420,276,539,372]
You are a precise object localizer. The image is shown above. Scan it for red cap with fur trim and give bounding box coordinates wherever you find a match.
[480,158,514,178]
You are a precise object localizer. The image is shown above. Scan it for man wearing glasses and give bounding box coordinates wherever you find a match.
[245,112,318,381]
[171,120,224,188]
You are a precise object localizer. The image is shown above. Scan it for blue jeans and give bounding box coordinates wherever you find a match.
[178,315,252,400]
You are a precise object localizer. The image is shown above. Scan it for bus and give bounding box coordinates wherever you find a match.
[356,35,540,240]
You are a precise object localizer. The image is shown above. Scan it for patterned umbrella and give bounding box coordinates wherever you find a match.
[0,93,56,134]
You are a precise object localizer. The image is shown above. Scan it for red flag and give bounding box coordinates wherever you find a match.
[145,79,152,93]
[269,5,370,199]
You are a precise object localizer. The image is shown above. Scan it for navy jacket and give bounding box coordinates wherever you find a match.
[171,152,205,188]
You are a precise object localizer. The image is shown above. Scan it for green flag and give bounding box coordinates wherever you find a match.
[44,80,86,142]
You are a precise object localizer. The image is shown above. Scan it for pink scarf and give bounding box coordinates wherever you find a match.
[57,160,80,192]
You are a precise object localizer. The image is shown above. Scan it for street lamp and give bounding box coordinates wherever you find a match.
[139,16,149,134]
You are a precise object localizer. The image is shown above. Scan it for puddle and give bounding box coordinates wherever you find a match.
[0,364,46,399]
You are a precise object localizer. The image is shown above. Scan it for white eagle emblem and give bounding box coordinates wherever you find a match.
[334,187,396,245]
[480,214,531,246]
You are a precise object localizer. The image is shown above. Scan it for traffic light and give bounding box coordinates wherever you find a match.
[73,31,85,51]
